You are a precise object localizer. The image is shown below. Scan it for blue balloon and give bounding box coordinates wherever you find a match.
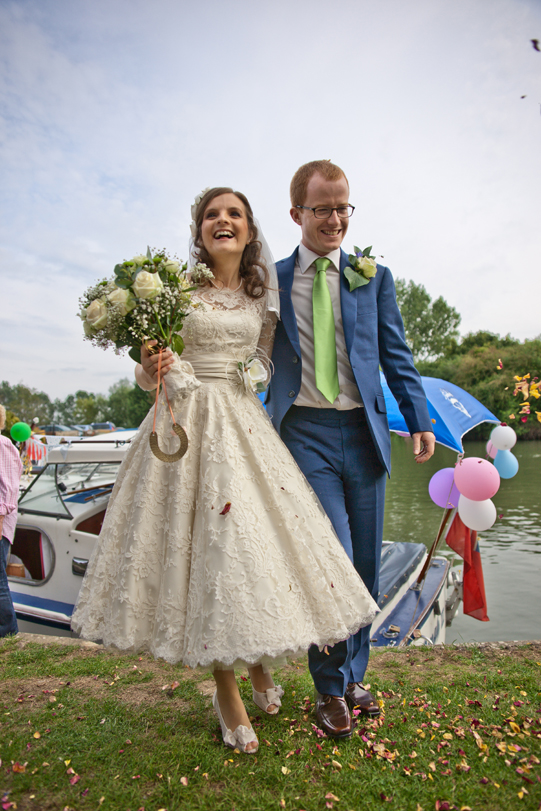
[494,449,519,479]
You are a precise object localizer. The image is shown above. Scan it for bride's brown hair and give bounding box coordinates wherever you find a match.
[193,187,268,299]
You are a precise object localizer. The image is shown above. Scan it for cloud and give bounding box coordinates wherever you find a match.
[1,0,540,400]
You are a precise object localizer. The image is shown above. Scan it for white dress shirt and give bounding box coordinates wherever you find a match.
[291,243,363,410]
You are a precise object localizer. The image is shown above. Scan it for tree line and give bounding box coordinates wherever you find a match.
[0,378,154,436]
[394,279,541,440]
[2,280,540,440]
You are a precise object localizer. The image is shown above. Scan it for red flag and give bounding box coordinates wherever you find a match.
[446,513,489,622]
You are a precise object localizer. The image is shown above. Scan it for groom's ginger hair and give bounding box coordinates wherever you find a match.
[290,160,349,207]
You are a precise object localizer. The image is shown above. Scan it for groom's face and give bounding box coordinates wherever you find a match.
[291,172,350,256]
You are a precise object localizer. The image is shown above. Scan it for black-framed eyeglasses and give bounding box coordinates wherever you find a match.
[295,204,355,219]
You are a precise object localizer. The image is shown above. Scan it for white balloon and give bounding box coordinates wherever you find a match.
[490,424,517,451]
[458,495,497,532]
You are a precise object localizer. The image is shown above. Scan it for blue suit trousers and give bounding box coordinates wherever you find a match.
[280,406,386,697]
[1,537,18,638]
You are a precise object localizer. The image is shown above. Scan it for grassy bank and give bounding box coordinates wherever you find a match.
[1,636,540,811]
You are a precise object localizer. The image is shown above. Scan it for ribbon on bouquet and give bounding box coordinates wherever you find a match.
[148,348,189,463]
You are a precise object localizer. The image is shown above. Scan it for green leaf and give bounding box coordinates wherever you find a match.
[344,267,369,291]
[128,346,142,364]
[146,246,152,261]
[114,278,132,289]
[353,245,362,256]
[171,334,185,356]
[113,263,123,275]
[348,254,358,266]
[363,245,373,257]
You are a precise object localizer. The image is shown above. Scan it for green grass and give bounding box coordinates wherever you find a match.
[1,637,540,810]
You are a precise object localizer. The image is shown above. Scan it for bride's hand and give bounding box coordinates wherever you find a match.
[141,340,175,383]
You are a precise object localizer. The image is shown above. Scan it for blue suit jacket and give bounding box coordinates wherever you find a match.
[266,247,432,476]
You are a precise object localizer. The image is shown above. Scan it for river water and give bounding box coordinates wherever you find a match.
[383,436,541,643]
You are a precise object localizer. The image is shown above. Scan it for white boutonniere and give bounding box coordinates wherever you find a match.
[345,245,378,292]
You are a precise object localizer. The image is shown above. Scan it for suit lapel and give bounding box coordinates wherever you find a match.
[278,248,301,353]
[339,249,357,357]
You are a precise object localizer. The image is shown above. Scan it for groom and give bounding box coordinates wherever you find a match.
[266,160,435,738]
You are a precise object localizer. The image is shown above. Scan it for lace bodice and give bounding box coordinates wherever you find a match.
[182,287,276,364]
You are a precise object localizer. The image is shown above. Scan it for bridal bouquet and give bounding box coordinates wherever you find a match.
[79,248,213,363]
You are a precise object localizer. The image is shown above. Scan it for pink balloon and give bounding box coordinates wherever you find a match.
[486,440,497,460]
[428,467,461,509]
[454,457,500,501]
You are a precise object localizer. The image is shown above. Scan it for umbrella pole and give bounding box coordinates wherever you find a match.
[413,506,455,588]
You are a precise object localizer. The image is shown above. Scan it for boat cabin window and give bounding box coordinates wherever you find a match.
[8,526,55,584]
[76,509,107,536]
[18,462,121,519]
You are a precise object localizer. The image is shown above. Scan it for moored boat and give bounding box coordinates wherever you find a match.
[9,430,458,645]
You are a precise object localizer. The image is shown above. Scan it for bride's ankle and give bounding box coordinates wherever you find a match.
[248,664,275,693]
[214,685,251,729]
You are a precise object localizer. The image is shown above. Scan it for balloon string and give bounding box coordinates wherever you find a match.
[152,349,177,434]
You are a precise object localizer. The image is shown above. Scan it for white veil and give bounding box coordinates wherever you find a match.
[188,217,280,317]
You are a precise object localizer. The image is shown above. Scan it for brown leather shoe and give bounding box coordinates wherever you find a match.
[314,693,353,738]
[344,682,381,718]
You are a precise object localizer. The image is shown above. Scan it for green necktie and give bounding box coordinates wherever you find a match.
[312,257,339,403]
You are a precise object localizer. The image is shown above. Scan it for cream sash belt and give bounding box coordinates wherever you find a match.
[182,352,243,383]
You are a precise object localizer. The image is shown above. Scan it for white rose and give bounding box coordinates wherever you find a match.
[132,270,164,299]
[243,358,268,392]
[247,359,267,385]
[82,316,94,336]
[132,254,148,267]
[107,286,136,315]
[163,259,181,274]
[358,256,377,278]
[85,298,108,329]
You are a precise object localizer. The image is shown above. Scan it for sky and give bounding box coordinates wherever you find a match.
[1,0,540,401]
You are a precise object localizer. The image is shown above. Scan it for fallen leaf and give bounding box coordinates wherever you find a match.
[12,762,26,773]
[219,502,231,515]
[281,766,290,775]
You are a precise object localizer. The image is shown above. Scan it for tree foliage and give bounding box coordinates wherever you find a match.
[1,379,154,431]
[394,278,461,362]
[417,333,541,439]
[0,381,53,424]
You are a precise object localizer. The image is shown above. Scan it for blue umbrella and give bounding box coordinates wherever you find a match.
[380,373,500,453]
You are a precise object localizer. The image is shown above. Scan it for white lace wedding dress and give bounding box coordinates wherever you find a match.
[72,287,378,669]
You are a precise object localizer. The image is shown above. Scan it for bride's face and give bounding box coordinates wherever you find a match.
[200,193,251,264]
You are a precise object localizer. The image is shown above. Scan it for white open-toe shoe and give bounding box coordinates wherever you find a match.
[252,683,284,715]
[212,691,259,754]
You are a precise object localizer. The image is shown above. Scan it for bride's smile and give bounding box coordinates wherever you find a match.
[201,193,252,262]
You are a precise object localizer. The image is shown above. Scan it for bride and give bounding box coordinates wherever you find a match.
[72,187,378,754]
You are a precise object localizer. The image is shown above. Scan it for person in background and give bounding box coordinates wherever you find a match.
[0,404,22,637]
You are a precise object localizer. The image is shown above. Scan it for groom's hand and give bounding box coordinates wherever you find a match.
[412,431,435,463]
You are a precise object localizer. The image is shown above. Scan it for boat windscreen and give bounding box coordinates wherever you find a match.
[18,462,121,519]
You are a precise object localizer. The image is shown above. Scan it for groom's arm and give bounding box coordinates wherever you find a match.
[375,266,435,461]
